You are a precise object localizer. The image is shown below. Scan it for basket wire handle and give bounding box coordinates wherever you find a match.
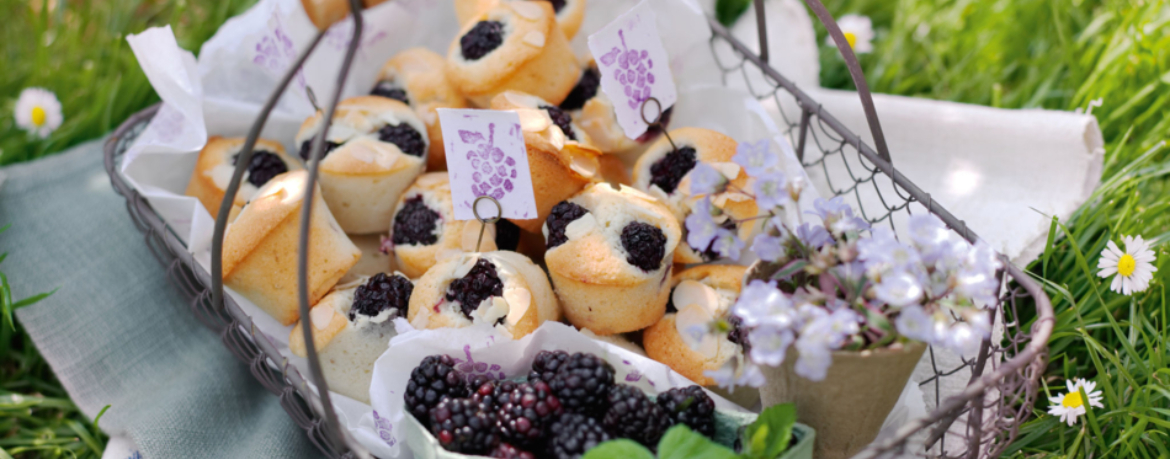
[206,0,368,455]
[753,0,892,165]
[297,0,367,455]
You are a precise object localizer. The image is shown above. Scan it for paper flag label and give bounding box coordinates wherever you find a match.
[438,108,537,221]
[587,0,677,140]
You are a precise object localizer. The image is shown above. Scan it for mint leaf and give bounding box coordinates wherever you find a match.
[743,403,797,459]
[657,425,737,459]
[582,439,655,459]
[716,0,752,28]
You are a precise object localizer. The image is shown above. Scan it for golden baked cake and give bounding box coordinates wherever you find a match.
[185,136,302,222]
[453,0,587,40]
[295,96,429,235]
[289,272,413,403]
[388,172,499,279]
[221,170,361,325]
[446,2,580,107]
[407,251,559,339]
[643,265,746,386]
[632,127,759,264]
[489,90,603,233]
[543,183,681,335]
[372,48,470,171]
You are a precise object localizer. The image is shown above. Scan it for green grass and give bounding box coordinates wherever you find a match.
[1,0,255,457]
[2,0,1169,457]
[814,0,1170,456]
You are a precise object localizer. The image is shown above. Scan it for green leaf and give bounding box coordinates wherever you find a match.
[743,403,797,459]
[715,0,752,28]
[657,425,738,459]
[12,287,57,309]
[582,439,655,459]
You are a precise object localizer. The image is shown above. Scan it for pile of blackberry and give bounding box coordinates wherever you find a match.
[404,351,717,458]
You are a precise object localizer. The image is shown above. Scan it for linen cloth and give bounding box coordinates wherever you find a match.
[6,139,319,458]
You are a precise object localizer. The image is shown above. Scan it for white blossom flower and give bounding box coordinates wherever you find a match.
[15,87,63,138]
[826,308,861,346]
[711,227,744,261]
[1047,379,1104,426]
[793,335,833,381]
[830,14,874,54]
[857,227,921,275]
[752,171,788,210]
[705,357,765,390]
[872,270,924,307]
[731,139,778,176]
[733,280,795,329]
[747,325,794,367]
[685,198,720,250]
[808,197,852,223]
[1097,235,1158,295]
[894,304,935,344]
[907,214,953,263]
[688,163,726,195]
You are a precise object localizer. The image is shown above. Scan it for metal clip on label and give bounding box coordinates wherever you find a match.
[640,97,676,152]
[473,195,502,252]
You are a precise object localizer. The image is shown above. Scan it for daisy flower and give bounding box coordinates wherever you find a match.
[828,14,874,54]
[15,88,63,138]
[1047,379,1104,426]
[1096,235,1157,295]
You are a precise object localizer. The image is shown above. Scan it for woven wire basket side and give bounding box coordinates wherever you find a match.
[101,107,350,458]
[703,9,1053,459]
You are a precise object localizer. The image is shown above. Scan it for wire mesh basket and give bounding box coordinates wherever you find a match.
[102,1,1054,458]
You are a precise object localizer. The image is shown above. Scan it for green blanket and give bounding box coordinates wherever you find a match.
[6,139,320,458]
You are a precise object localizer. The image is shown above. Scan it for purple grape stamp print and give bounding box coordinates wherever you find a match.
[437,108,537,221]
[588,1,677,140]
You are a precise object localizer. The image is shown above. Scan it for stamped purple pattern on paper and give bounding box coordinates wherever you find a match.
[453,344,506,381]
[372,410,396,447]
[587,1,677,140]
[437,108,537,221]
[252,14,306,91]
[324,15,389,51]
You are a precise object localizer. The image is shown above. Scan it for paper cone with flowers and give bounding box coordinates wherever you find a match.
[680,138,1002,459]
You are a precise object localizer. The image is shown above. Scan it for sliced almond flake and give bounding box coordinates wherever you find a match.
[673,280,721,316]
[505,91,543,108]
[503,287,531,325]
[517,109,551,132]
[713,162,742,180]
[310,304,335,330]
[415,173,446,187]
[452,255,480,279]
[548,126,566,151]
[522,30,546,48]
[511,1,544,19]
[568,151,597,177]
[618,185,657,202]
[564,212,597,240]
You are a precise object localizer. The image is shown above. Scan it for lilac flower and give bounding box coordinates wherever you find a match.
[807,196,853,225]
[857,227,922,275]
[907,214,952,262]
[688,163,726,195]
[747,325,794,367]
[685,198,720,250]
[711,227,745,260]
[872,270,925,307]
[826,308,861,346]
[794,223,833,249]
[751,233,786,263]
[752,171,788,210]
[731,139,779,176]
[830,215,870,235]
[894,304,935,344]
